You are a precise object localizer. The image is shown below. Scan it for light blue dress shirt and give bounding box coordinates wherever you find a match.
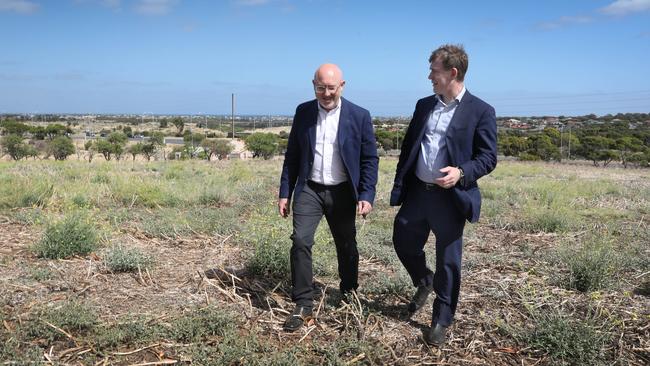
[415,87,466,183]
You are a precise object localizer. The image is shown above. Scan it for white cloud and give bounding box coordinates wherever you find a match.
[600,0,650,16]
[536,15,592,30]
[0,0,39,14]
[134,0,178,15]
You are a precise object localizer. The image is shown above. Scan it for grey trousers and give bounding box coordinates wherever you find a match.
[290,180,358,307]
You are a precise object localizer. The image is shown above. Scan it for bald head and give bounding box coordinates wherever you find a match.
[312,63,345,111]
[314,63,343,83]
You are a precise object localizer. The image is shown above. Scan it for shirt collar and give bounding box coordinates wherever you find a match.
[436,86,466,106]
[317,98,342,115]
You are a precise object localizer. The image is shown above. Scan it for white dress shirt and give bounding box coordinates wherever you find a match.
[415,87,466,183]
[310,101,348,185]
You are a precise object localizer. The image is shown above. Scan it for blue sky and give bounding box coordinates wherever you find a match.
[1,0,649,117]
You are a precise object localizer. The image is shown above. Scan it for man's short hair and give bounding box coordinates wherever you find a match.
[429,44,468,82]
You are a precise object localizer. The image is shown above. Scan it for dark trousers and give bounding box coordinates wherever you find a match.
[392,180,465,326]
[290,180,358,307]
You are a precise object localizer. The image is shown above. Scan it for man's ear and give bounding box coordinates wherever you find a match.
[451,68,458,79]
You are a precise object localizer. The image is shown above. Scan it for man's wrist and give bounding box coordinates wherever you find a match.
[457,167,465,186]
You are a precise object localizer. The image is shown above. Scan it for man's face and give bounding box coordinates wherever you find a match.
[428,57,455,98]
[313,75,344,111]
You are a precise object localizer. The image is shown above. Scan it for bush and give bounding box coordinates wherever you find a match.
[47,136,75,160]
[246,223,290,281]
[33,212,99,259]
[556,235,621,292]
[521,310,610,365]
[170,306,235,343]
[22,300,98,342]
[104,244,153,272]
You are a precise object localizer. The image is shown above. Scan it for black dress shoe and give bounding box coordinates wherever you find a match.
[283,305,313,332]
[408,283,434,313]
[423,323,448,346]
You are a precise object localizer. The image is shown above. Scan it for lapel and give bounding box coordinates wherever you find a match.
[444,91,473,164]
[408,97,437,162]
[337,98,349,149]
[306,100,318,156]
[406,97,438,166]
[445,91,473,142]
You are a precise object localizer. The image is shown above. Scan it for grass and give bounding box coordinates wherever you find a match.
[1,158,648,365]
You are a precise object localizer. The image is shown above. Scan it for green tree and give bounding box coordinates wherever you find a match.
[1,134,27,160]
[578,136,615,166]
[128,143,143,161]
[172,117,184,135]
[616,137,645,168]
[84,140,96,163]
[95,139,114,161]
[0,120,31,136]
[48,136,75,160]
[183,131,206,148]
[201,138,233,160]
[23,144,39,160]
[44,124,69,139]
[499,134,529,157]
[245,132,278,159]
[528,134,560,161]
[159,119,169,128]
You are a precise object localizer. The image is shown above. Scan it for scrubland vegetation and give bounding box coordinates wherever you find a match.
[0,159,648,365]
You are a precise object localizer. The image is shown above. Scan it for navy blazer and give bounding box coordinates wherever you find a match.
[280,97,379,204]
[389,91,497,223]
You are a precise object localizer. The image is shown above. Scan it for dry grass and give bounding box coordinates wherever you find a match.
[0,159,648,364]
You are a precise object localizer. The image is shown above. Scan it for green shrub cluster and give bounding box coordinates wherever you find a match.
[104,244,153,272]
[33,212,99,259]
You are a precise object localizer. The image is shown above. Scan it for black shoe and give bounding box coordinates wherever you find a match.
[339,289,358,306]
[283,305,313,332]
[407,283,434,313]
[423,323,448,346]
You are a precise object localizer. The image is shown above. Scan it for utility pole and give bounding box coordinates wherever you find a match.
[231,93,235,140]
[567,125,571,160]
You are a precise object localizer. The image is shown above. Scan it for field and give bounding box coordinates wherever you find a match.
[0,158,648,365]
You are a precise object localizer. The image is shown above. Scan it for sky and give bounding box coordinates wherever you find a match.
[1,0,649,117]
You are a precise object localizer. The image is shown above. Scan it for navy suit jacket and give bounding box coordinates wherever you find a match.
[280,97,379,204]
[389,91,497,223]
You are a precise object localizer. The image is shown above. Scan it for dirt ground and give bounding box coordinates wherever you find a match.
[1,213,648,364]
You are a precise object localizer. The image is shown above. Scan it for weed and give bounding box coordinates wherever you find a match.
[33,211,99,259]
[555,234,621,292]
[104,244,153,272]
[28,266,53,281]
[94,320,159,350]
[520,310,610,365]
[169,306,236,343]
[22,300,97,342]
[246,226,291,281]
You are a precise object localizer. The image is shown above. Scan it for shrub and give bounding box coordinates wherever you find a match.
[170,306,235,343]
[556,236,621,292]
[104,244,153,272]
[521,310,609,365]
[22,300,97,342]
[33,212,99,259]
[247,233,290,281]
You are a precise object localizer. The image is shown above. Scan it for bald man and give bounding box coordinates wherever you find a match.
[279,64,378,331]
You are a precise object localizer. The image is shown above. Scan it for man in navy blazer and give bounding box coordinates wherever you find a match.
[390,45,497,346]
[279,63,378,332]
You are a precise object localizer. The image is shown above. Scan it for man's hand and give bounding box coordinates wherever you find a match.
[435,166,462,189]
[278,198,290,218]
[357,200,372,218]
